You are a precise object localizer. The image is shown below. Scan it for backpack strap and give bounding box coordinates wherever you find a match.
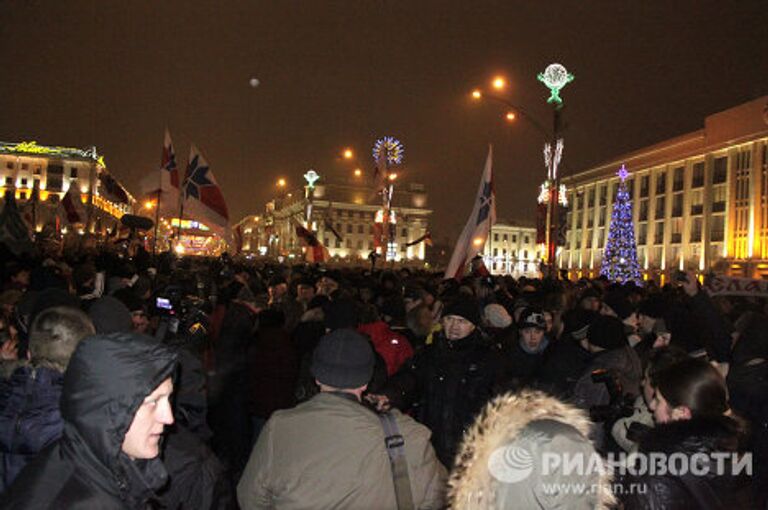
[378,412,415,510]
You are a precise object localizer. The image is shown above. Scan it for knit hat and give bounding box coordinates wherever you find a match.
[444,297,481,326]
[310,329,374,389]
[88,296,133,333]
[518,307,547,330]
[603,293,635,320]
[484,303,512,329]
[563,309,599,341]
[587,315,627,350]
[638,295,665,319]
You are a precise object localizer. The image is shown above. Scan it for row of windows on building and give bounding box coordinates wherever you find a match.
[490,248,536,259]
[2,165,77,192]
[324,237,410,252]
[332,223,413,238]
[3,161,82,177]
[491,232,530,244]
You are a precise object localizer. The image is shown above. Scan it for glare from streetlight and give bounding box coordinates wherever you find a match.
[277,178,286,188]
[343,148,354,159]
[473,237,484,247]
[492,77,506,90]
[144,200,155,209]
[506,112,517,122]
[388,173,398,181]
[471,89,482,100]
[354,168,362,177]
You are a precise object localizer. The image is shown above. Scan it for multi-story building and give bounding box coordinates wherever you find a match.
[480,221,541,277]
[560,95,768,281]
[242,180,431,263]
[0,140,134,234]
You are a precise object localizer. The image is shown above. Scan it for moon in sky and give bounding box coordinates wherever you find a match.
[249,77,260,88]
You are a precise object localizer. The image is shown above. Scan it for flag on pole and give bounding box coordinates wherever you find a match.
[444,145,496,280]
[0,191,34,255]
[405,231,432,247]
[139,129,181,218]
[161,129,179,189]
[295,224,330,263]
[181,144,231,242]
[60,185,86,224]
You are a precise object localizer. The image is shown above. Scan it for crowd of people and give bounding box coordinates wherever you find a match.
[0,241,766,509]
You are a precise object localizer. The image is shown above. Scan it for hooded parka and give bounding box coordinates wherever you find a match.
[2,332,177,509]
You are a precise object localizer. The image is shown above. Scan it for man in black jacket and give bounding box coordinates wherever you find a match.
[376,296,502,468]
[3,332,177,509]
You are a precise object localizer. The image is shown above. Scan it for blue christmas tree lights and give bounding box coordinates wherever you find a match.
[600,165,642,283]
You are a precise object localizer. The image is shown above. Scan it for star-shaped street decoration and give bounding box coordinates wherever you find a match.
[184,155,212,200]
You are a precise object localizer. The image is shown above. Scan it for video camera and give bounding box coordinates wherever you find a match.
[154,285,209,348]
[589,369,636,424]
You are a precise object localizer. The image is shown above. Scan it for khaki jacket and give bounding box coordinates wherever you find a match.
[237,392,447,510]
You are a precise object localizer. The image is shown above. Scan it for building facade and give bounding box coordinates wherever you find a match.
[560,96,768,281]
[0,141,134,234]
[238,181,431,264]
[480,222,541,277]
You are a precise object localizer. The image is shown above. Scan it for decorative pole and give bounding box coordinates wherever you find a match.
[537,63,573,276]
[303,169,319,227]
[372,136,404,262]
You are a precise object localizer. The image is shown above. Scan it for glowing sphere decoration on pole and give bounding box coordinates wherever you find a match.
[537,63,574,106]
[372,136,404,166]
[304,169,320,189]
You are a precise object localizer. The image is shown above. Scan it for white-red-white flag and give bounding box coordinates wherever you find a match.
[444,145,496,280]
[181,144,231,242]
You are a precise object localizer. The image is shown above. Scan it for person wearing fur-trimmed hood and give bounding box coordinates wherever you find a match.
[448,390,616,510]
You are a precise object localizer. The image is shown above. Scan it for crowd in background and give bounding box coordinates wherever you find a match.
[0,239,766,509]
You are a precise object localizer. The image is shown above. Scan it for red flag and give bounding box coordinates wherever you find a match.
[60,186,86,224]
[295,224,329,263]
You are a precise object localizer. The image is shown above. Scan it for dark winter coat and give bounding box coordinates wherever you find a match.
[536,335,593,398]
[247,325,299,419]
[621,416,753,510]
[0,366,63,492]
[2,332,177,509]
[383,329,502,467]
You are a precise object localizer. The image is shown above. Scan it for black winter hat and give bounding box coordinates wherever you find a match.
[88,296,133,333]
[311,329,374,389]
[639,296,666,319]
[444,297,481,326]
[587,315,627,351]
[518,307,547,330]
[324,298,360,330]
[603,292,635,320]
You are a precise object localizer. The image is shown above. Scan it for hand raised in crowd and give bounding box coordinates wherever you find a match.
[364,393,391,412]
[0,338,19,361]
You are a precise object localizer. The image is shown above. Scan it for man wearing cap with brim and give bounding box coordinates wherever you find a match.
[499,307,552,391]
[237,328,447,509]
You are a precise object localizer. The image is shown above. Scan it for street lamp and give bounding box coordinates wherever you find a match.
[276,178,286,188]
[353,168,362,177]
[343,148,354,160]
[470,64,574,276]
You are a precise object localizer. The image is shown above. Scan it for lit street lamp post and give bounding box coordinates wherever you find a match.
[471,64,573,277]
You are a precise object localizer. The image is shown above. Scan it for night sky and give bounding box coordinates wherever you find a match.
[2,1,767,244]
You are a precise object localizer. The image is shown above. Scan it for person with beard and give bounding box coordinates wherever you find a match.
[3,332,177,509]
[372,296,502,468]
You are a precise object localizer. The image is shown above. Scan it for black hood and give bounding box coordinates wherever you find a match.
[60,332,178,505]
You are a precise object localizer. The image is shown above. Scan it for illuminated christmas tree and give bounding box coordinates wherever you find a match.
[600,165,642,283]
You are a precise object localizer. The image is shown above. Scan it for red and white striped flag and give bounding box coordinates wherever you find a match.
[60,186,86,224]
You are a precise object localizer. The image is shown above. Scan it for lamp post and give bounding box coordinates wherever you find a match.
[304,169,319,227]
[372,136,404,262]
[471,63,573,277]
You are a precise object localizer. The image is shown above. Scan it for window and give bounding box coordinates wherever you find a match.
[691,189,704,215]
[671,219,682,243]
[588,189,595,207]
[70,167,78,178]
[345,239,351,248]
[503,234,508,242]
[692,162,704,187]
[711,185,727,212]
[346,224,352,234]
[673,167,684,191]
[5,162,13,170]
[524,250,528,259]
[21,163,28,171]
[335,238,341,248]
[34,166,42,175]
[655,171,666,194]
[640,175,650,197]
[46,164,64,191]
[637,224,647,245]
[357,240,363,249]
[639,200,649,221]
[18,192,27,200]
[336,223,342,232]
[493,248,498,256]
[672,194,683,217]
[324,238,329,246]
[713,157,727,184]
[4,177,12,186]
[357,224,364,234]
[20,178,27,187]
[494,233,499,242]
[654,221,664,244]
[710,215,725,242]
[401,228,407,238]
[690,218,702,242]
[524,235,529,244]
[368,241,373,250]
[512,235,517,243]
[655,196,665,218]
[599,185,607,206]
